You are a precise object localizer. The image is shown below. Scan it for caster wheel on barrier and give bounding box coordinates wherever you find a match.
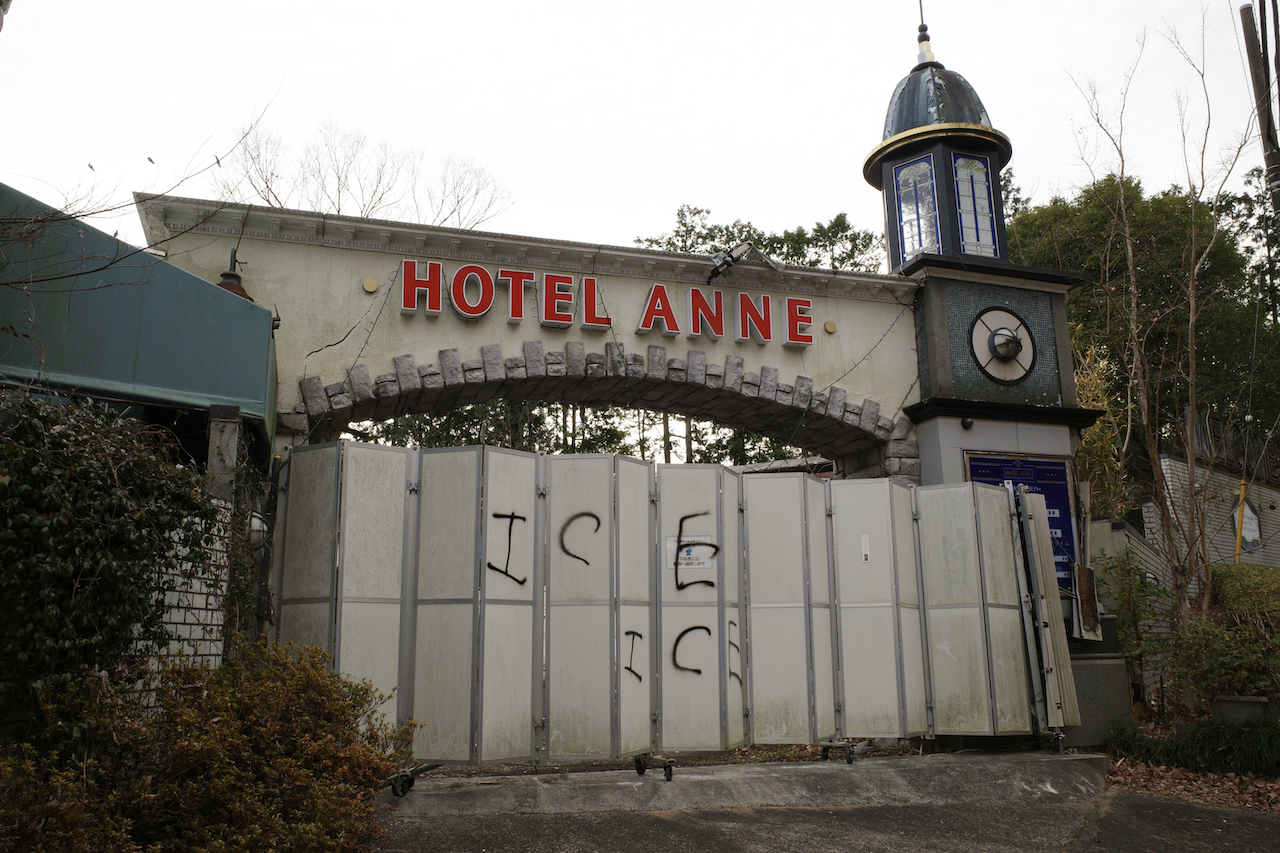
[634,757,646,776]
[663,762,674,782]
[390,775,410,798]
[821,746,830,761]
[846,747,854,764]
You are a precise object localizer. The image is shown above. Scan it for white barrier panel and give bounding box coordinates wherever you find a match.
[277,443,341,652]
[830,479,927,738]
[334,443,410,702]
[412,446,483,762]
[721,467,747,749]
[656,465,745,751]
[743,473,836,744]
[477,447,539,762]
[974,484,1033,735]
[616,456,656,758]
[916,483,1034,736]
[545,454,617,759]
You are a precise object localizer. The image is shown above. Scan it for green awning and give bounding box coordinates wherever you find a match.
[0,183,277,444]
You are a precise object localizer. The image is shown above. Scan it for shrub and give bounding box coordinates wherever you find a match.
[1160,617,1279,699]
[0,394,220,739]
[0,641,412,852]
[1109,719,1280,778]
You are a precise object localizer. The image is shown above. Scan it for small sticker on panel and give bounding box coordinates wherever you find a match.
[861,533,871,562]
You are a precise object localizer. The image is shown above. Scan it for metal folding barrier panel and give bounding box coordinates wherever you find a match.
[742,473,837,745]
[655,464,746,751]
[276,442,409,704]
[915,483,1035,736]
[1017,487,1081,728]
[276,443,341,653]
[616,456,657,758]
[829,479,928,739]
[544,454,623,759]
[410,446,483,762]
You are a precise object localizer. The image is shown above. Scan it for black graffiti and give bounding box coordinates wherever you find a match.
[559,511,601,566]
[674,511,718,590]
[728,620,742,685]
[624,630,644,682]
[486,512,528,585]
[672,625,712,674]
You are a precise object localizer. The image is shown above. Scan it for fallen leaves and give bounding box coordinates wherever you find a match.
[1107,756,1280,812]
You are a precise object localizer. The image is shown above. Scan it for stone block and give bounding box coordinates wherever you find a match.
[586,352,606,378]
[687,350,707,384]
[667,358,687,383]
[325,381,347,398]
[647,345,667,381]
[393,354,421,404]
[843,401,863,426]
[420,363,444,391]
[875,415,893,440]
[810,391,827,414]
[277,411,308,434]
[706,363,724,390]
[565,342,587,377]
[886,439,919,458]
[826,386,847,418]
[463,359,485,383]
[481,343,506,381]
[439,348,465,386]
[606,343,625,377]
[523,341,546,377]
[891,415,913,440]
[546,350,567,377]
[504,357,527,380]
[742,372,760,398]
[858,398,881,433]
[348,364,376,420]
[626,352,645,378]
[775,383,793,407]
[724,356,744,393]
[793,375,813,410]
[300,376,329,418]
[759,366,778,399]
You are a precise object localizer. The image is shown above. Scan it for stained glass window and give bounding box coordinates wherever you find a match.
[894,156,939,260]
[954,154,997,257]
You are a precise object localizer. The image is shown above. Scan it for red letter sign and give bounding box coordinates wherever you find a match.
[498,269,534,324]
[784,297,814,347]
[637,283,680,336]
[401,259,442,315]
[450,264,495,319]
[686,287,724,340]
[580,277,612,330]
[735,293,772,343]
[541,274,575,328]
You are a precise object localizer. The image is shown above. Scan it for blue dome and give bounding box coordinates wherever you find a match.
[883,62,993,140]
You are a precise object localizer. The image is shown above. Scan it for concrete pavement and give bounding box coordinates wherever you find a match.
[380,752,1280,852]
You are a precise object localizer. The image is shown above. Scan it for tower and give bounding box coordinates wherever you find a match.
[864,24,1101,620]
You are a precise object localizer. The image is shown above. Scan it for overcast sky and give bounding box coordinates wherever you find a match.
[0,1,1263,261]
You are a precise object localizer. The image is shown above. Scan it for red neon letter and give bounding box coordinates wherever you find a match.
[686,287,724,340]
[580,277,612,330]
[636,283,680,336]
[541,274,575,328]
[734,293,772,343]
[450,264,495,319]
[498,269,534,324]
[401,259,442,315]
[784,297,814,348]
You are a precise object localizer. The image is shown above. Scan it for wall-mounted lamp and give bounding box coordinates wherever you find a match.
[961,417,974,430]
[707,241,754,284]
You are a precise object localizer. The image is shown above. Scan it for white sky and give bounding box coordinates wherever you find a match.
[0,1,1264,259]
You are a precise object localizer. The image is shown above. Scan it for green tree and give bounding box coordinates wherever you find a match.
[0,395,221,739]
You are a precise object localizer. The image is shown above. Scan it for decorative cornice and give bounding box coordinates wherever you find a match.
[904,397,1103,429]
[900,253,1089,294]
[133,193,917,304]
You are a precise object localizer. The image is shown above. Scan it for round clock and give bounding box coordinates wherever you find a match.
[970,308,1034,384]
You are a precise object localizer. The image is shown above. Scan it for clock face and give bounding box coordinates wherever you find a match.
[970,308,1034,383]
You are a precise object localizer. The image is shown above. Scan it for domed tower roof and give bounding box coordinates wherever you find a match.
[863,25,1011,189]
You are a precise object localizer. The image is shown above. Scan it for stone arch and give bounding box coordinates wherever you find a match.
[287,339,920,480]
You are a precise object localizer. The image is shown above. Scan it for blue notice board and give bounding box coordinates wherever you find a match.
[967,455,1076,589]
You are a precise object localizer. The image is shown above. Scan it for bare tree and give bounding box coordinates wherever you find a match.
[214,121,512,229]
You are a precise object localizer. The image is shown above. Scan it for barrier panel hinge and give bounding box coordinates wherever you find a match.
[536,484,549,497]
[406,480,420,494]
